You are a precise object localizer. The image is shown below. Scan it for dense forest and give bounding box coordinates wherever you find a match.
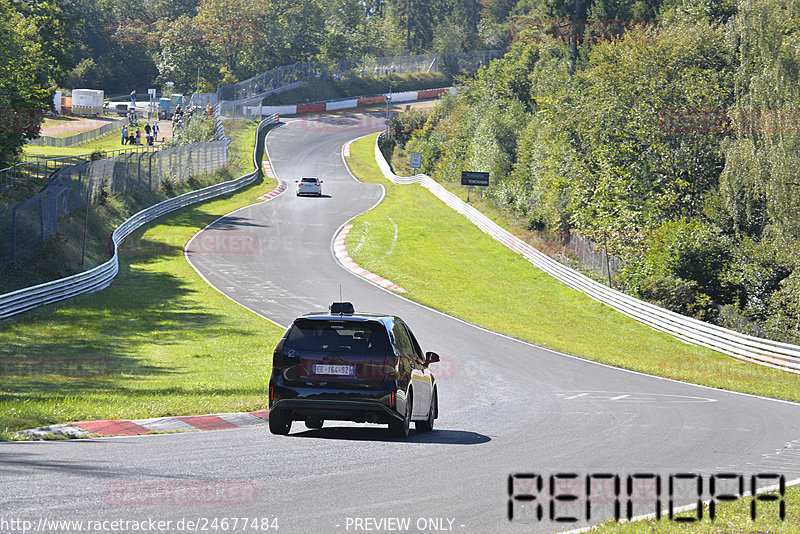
[394,0,800,343]
[63,0,507,94]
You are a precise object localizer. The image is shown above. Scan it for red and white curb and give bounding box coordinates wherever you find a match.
[16,410,270,440]
[343,142,352,158]
[334,224,405,292]
[258,179,286,200]
[262,159,277,179]
[258,159,286,200]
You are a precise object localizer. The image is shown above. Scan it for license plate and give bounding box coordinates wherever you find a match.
[314,364,352,376]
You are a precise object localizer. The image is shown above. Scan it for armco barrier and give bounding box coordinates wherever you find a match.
[0,116,278,320]
[373,135,800,375]
[257,88,456,117]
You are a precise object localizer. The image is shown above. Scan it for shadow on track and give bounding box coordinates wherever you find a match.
[291,427,491,445]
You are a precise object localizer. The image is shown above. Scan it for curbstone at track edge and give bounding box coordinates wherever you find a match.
[14,410,270,440]
[333,224,405,293]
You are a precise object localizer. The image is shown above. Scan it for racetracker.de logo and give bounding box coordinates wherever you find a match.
[0,356,111,378]
[510,19,661,44]
[104,19,259,45]
[660,108,800,134]
[0,108,43,134]
[104,481,259,506]
[121,230,260,256]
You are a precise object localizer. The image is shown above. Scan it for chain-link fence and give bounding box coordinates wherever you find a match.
[0,140,229,266]
[1,147,156,192]
[217,50,506,105]
[563,233,622,281]
[27,119,127,148]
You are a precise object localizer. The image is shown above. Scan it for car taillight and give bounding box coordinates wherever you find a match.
[273,339,285,367]
[270,386,274,402]
[391,391,395,408]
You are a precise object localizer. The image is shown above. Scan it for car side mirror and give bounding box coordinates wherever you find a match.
[425,351,440,364]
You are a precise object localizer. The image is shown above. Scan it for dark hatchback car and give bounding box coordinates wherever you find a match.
[268,302,440,437]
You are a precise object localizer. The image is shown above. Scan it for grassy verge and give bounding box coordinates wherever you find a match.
[24,121,165,159]
[588,486,799,533]
[0,122,280,436]
[345,133,800,403]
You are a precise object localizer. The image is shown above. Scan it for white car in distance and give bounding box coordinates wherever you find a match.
[296,176,323,197]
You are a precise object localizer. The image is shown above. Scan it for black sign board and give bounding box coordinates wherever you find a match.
[461,171,489,186]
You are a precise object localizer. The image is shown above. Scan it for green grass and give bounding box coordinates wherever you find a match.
[345,133,800,403]
[0,121,281,435]
[587,485,800,533]
[24,121,158,159]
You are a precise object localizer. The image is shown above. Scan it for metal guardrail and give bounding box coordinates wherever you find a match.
[0,117,277,320]
[373,134,800,374]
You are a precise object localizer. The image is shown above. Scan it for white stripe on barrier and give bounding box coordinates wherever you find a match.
[260,104,298,116]
[327,99,359,111]
[389,91,419,103]
[372,135,800,374]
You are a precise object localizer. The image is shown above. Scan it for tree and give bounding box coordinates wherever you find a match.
[0,0,68,166]
[195,0,262,77]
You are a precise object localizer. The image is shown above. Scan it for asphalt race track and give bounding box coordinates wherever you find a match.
[2,112,800,533]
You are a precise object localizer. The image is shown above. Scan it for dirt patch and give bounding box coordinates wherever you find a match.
[40,116,123,136]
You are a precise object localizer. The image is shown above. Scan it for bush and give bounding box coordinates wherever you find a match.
[644,219,733,304]
[637,274,716,321]
[763,270,800,343]
[389,109,430,148]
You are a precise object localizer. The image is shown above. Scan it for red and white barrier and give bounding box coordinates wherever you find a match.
[257,88,453,117]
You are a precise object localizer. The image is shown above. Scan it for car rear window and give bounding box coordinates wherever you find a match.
[301,177,317,182]
[285,319,389,353]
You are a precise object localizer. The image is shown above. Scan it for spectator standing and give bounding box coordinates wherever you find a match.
[135,127,141,145]
[205,104,211,116]
[121,125,128,145]
[153,122,159,141]
[144,123,151,136]
[130,90,136,106]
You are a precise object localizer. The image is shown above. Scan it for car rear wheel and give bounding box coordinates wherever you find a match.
[268,409,292,435]
[389,392,412,438]
[416,388,437,432]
